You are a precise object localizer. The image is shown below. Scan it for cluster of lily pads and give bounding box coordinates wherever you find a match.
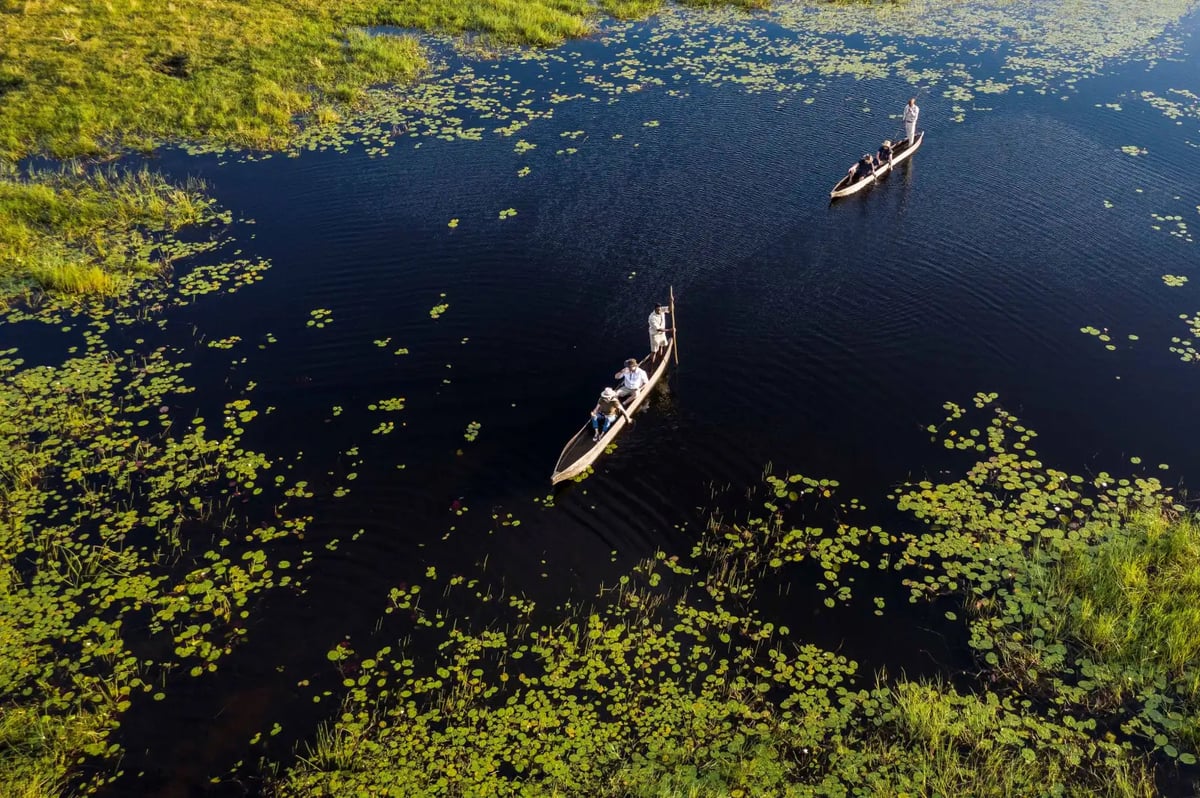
[891,393,1198,764]
[0,332,317,792]
[268,0,1197,170]
[273,394,1190,795]
[0,163,327,793]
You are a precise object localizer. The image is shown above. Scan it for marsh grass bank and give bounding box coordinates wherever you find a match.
[1,1,424,160]
[0,0,777,162]
[0,164,225,300]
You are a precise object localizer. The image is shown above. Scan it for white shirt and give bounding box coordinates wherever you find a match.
[648,310,667,336]
[620,367,649,391]
[903,103,920,123]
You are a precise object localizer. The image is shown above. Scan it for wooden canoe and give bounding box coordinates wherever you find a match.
[550,331,675,485]
[830,130,924,199]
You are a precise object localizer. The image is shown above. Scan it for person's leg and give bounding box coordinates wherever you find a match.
[616,386,633,399]
[591,413,601,440]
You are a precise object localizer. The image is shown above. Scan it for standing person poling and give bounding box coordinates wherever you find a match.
[648,303,671,358]
[903,97,920,146]
[614,357,649,399]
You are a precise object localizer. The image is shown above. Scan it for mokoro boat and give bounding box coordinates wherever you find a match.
[550,308,676,485]
[830,130,924,199]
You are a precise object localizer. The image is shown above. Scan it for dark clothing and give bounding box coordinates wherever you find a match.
[876,146,893,166]
[852,158,874,181]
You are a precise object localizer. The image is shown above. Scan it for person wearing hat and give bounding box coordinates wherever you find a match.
[648,303,671,357]
[848,153,876,183]
[591,386,631,441]
[614,357,649,399]
[876,139,893,169]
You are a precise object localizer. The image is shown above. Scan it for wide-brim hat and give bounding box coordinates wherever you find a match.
[625,358,638,366]
[601,387,617,400]
[882,139,892,147]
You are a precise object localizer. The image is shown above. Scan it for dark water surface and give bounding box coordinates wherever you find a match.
[54,5,1200,795]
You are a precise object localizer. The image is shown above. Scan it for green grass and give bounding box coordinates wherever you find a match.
[0,164,217,298]
[0,0,791,162]
[1023,510,1200,750]
[0,1,429,160]
[0,704,107,798]
[851,680,1157,798]
[1054,511,1200,685]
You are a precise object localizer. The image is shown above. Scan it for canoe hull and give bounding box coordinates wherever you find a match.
[830,131,924,199]
[550,337,674,484]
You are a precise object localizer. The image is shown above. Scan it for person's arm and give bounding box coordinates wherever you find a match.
[614,368,626,379]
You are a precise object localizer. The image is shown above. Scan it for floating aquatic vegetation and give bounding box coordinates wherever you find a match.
[270,435,1160,795]
[369,397,407,412]
[447,217,460,228]
[0,336,310,790]
[430,294,450,318]
[206,335,243,350]
[498,207,518,219]
[1151,212,1192,243]
[1137,88,1200,123]
[463,421,482,442]
[694,471,879,607]
[177,258,269,299]
[1079,325,1129,352]
[1169,312,1200,362]
[1120,145,1148,156]
[1162,274,1188,287]
[307,308,333,329]
[892,395,1198,764]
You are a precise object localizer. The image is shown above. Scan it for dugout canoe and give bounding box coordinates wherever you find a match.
[830,130,924,199]
[550,293,676,485]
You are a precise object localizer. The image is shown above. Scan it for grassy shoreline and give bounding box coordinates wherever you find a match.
[0,0,771,164]
[0,0,766,304]
[0,164,222,299]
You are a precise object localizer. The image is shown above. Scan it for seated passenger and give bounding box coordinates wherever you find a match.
[614,358,649,399]
[591,386,631,441]
[852,154,876,182]
[876,139,893,168]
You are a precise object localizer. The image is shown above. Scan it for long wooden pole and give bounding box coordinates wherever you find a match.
[669,285,679,365]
